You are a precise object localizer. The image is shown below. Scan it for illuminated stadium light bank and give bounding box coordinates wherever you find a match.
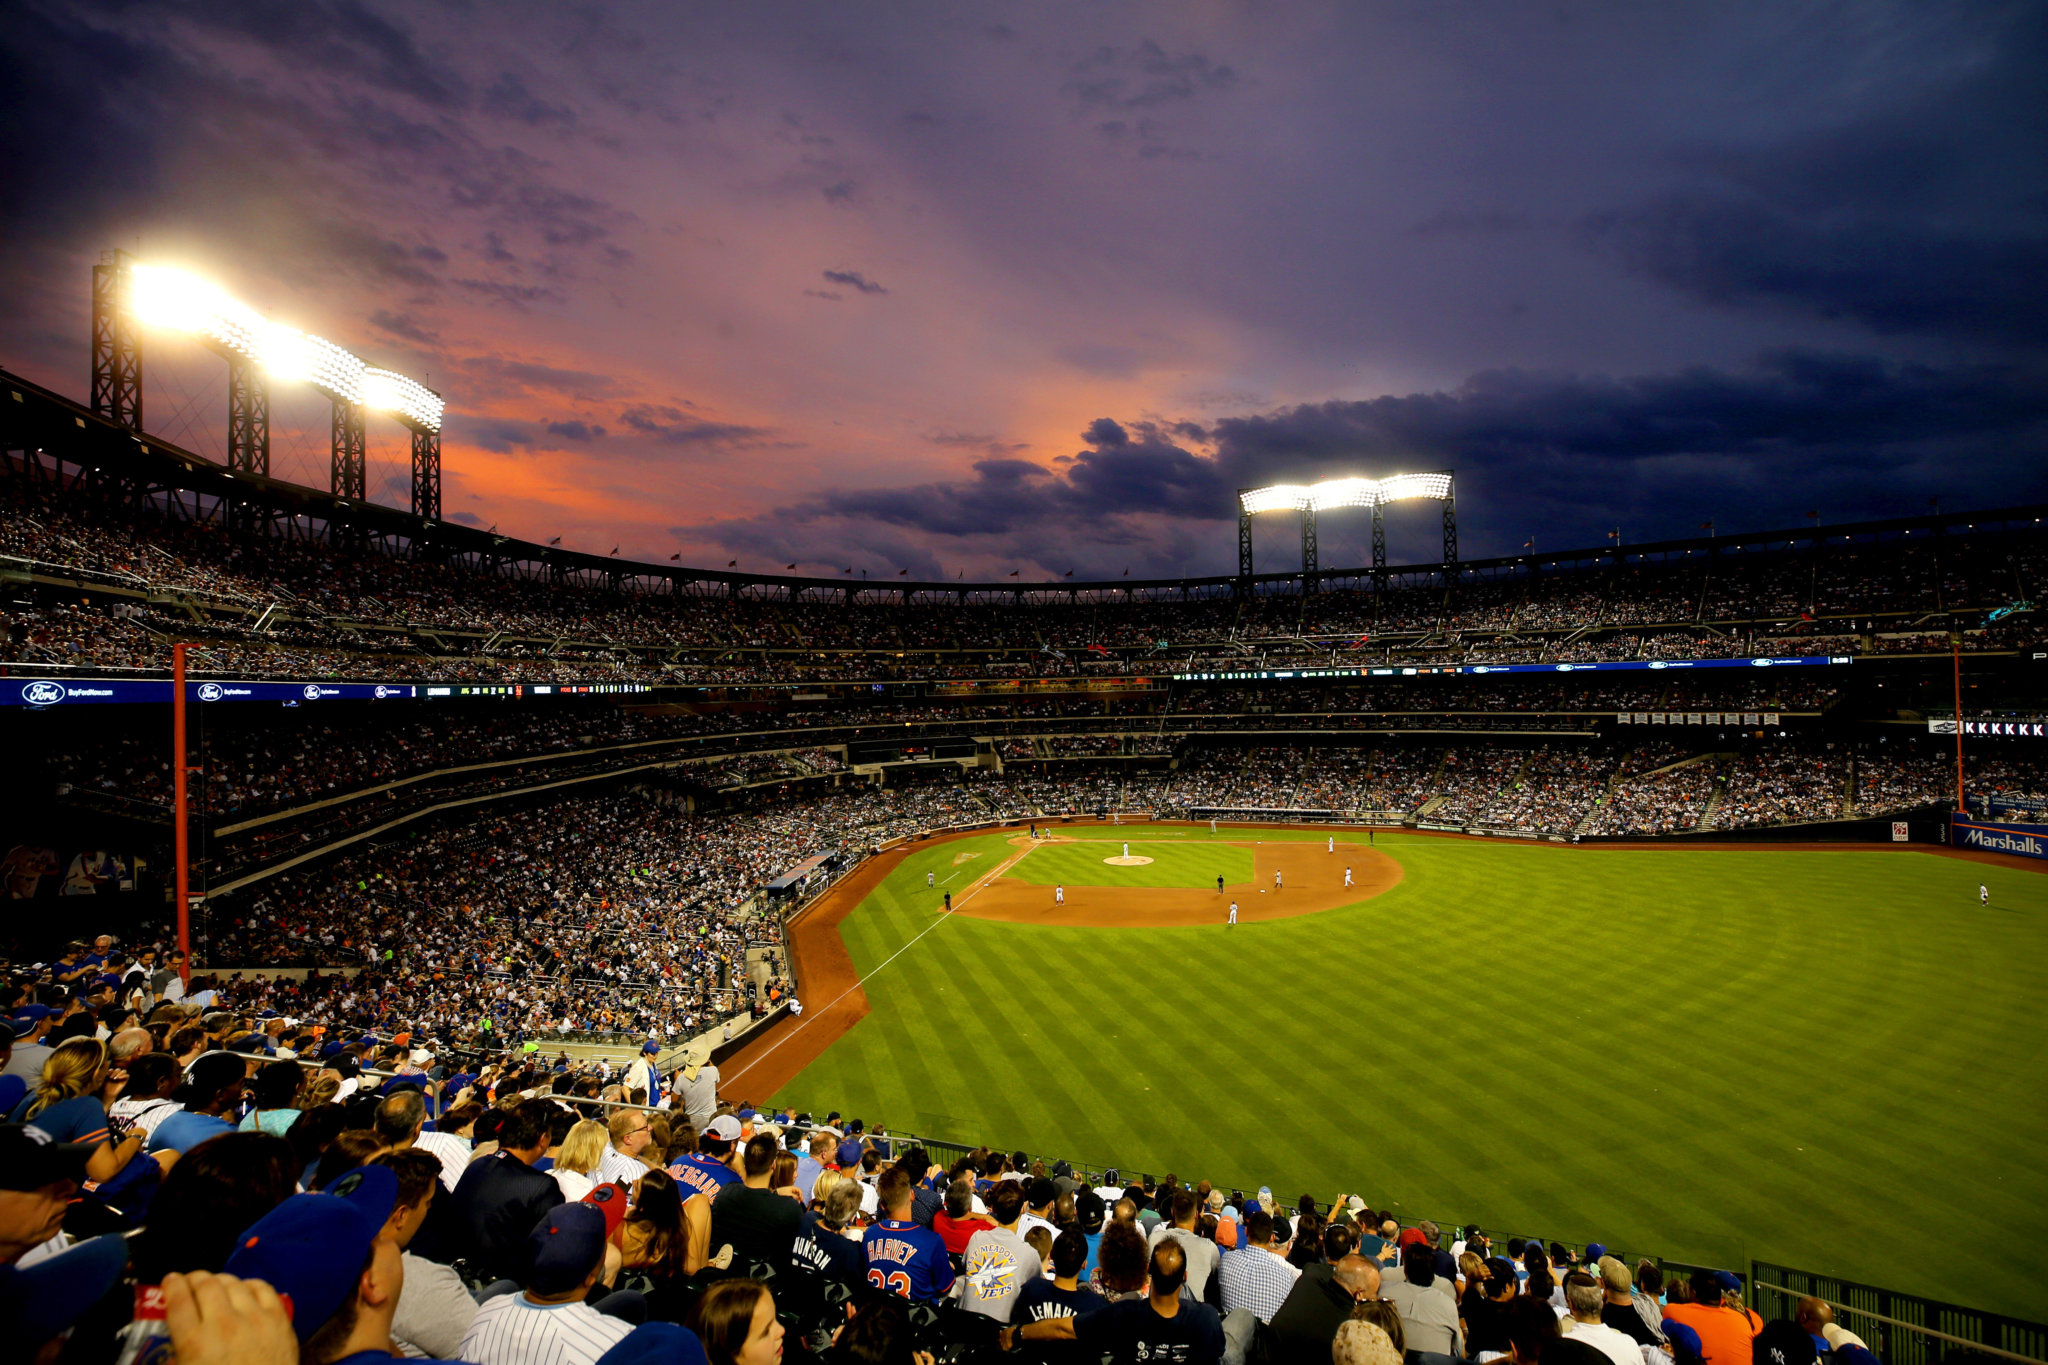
[90,249,445,518]
[1236,470,1456,589]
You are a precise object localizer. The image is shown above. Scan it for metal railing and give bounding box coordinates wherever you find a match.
[1753,1268,2048,1365]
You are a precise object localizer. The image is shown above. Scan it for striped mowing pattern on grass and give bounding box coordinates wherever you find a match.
[770,828,2048,1319]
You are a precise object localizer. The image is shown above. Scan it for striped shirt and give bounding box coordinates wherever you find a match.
[458,1294,632,1365]
[414,1130,473,1193]
[597,1145,651,1188]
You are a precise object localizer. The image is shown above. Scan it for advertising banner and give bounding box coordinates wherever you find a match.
[1950,817,2048,860]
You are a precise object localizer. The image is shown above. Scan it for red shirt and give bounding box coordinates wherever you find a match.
[934,1212,994,1256]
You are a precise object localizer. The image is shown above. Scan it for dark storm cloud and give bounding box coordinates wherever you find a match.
[1063,39,1238,111]
[618,404,779,448]
[192,0,470,109]
[1586,5,2048,349]
[694,350,2048,575]
[821,269,887,295]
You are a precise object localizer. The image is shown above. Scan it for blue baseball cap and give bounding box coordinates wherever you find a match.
[12,1005,52,1024]
[641,1040,660,1055]
[1585,1242,1607,1261]
[224,1165,396,1341]
[595,1323,710,1365]
[1714,1270,1744,1295]
[1665,1322,1704,1361]
[528,1203,608,1294]
[0,1234,128,1355]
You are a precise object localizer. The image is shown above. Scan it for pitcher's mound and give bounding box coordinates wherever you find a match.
[1103,855,1155,866]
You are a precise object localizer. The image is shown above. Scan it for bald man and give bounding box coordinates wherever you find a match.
[1272,1253,1382,1362]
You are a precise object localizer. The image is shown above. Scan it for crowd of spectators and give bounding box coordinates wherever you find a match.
[0,934,1891,1365]
[7,481,2042,688]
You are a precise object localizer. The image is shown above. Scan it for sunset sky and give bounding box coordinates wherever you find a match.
[2,2,2042,578]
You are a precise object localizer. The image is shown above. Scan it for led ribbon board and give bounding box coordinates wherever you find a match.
[127,263,443,431]
[1238,472,1453,515]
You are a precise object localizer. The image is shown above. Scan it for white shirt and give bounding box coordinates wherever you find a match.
[1564,1319,1649,1365]
[413,1129,473,1193]
[459,1293,633,1365]
[597,1144,650,1187]
[552,1168,596,1203]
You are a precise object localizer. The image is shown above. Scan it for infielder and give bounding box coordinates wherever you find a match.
[1123,842,1129,858]
[1228,901,1238,925]
[1055,883,1064,904]
[1327,835,1334,853]
[1344,866,1353,888]
[927,871,935,887]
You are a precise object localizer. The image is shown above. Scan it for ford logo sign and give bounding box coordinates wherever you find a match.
[197,683,224,702]
[20,681,65,706]
[1750,658,1773,667]
[1648,661,1668,669]
[303,684,324,700]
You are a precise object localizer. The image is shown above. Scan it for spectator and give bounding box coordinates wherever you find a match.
[1383,1240,1466,1357]
[1597,1257,1666,1349]
[794,1172,866,1286]
[686,1278,785,1365]
[128,1132,298,1284]
[149,1052,248,1155]
[1334,1318,1406,1365]
[600,1108,657,1186]
[863,1164,955,1303]
[710,1133,802,1276]
[1660,1272,1763,1365]
[460,1204,635,1365]
[1217,1208,1301,1325]
[1270,1254,1381,1363]
[619,1168,703,1284]
[432,1100,567,1283]
[0,1123,94,1265]
[670,1114,742,1201]
[553,1118,609,1201]
[221,1163,407,1361]
[371,1147,479,1358]
[1146,1186,1220,1302]
[1007,1239,1224,1363]
[1562,1270,1644,1365]
[1090,1220,1151,1303]
[239,1058,305,1135]
[935,1176,993,1255]
[960,1179,1042,1323]
[1464,1256,1521,1360]
[10,1038,146,1184]
[1012,1227,1101,1359]
[1501,1295,1565,1365]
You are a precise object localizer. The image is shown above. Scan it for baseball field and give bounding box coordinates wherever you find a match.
[732,823,2048,1318]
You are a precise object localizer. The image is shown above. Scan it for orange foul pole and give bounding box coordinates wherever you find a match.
[173,643,191,984]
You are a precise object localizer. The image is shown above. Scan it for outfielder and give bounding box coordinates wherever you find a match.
[1980,883,1989,905]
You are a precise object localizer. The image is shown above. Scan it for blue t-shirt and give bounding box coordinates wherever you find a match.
[12,1094,111,1146]
[0,1076,24,1118]
[149,1110,237,1155]
[669,1153,740,1201]
[862,1218,955,1303]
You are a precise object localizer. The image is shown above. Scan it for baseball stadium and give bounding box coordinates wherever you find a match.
[4,271,2046,1360]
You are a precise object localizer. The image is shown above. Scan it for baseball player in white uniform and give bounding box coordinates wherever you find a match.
[1228,901,1237,925]
[1055,883,1064,904]
[1344,866,1353,887]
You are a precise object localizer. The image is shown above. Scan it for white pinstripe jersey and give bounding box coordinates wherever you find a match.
[457,1294,633,1365]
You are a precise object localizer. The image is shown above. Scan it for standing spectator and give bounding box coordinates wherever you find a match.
[676,1052,719,1128]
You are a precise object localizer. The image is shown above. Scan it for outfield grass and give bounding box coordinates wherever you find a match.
[1004,839,1253,889]
[772,828,2048,1318]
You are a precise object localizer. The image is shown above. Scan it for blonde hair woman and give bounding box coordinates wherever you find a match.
[10,1037,145,1183]
[552,1118,609,1201]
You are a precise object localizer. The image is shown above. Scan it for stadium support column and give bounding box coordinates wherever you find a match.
[226,354,270,477]
[410,426,441,520]
[1441,478,1459,576]
[90,250,142,429]
[1237,499,1254,598]
[330,399,366,500]
[1301,505,1318,592]
[172,643,191,986]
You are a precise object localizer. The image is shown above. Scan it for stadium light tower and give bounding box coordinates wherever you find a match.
[1236,471,1456,591]
[95,254,446,518]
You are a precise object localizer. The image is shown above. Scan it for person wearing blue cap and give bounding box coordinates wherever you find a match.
[221,1163,452,1364]
[592,1322,710,1365]
[460,1204,634,1365]
[3,1005,55,1082]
